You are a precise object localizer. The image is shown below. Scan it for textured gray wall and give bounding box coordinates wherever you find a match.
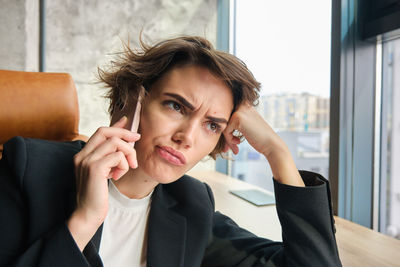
[45,0,217,136]
[0,0,39,71]
[0,0,218,170]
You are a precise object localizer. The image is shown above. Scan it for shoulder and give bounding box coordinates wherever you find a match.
[3,136,85,163]
[1,136,85,189]
[0,137,86,246]
[3,136,85,156]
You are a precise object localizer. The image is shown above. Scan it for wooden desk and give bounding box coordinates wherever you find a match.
[188,170,400,267]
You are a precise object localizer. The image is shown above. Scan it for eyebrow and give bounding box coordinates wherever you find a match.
[206,116,228,124]
[164,93,195,110]
[164,92,229,124]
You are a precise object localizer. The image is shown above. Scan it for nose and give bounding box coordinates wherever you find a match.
[172,120,199,149]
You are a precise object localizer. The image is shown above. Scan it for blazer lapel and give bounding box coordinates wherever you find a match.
[147,185,187,267]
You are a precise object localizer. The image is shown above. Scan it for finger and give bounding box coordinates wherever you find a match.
[222,141,239,154]
[89,126,141,146]
[222,131,241,155]
[109,168,126,180]
[87,136,139,169]
[222,143,229,153]
[78,127,140,161]
[97,151,129,180]
[231,136,241,144]
[223,113,240,136]
[225,138,239,154]
[230,143,239,155]
[222,129,238,146]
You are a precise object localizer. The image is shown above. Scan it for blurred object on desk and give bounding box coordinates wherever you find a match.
[230,189,275,206]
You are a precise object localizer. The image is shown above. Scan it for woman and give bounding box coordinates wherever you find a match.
[0,36,341,266]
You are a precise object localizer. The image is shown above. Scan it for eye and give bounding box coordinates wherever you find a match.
[206,122,222,134]
[165,100,183,113]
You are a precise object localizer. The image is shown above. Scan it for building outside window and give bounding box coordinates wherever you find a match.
[381,37,400,240]
[230,0,331,192]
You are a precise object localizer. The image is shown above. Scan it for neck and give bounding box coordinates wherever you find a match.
[113,167,159,199]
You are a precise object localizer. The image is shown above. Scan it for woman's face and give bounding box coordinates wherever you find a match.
[134,64,233,183]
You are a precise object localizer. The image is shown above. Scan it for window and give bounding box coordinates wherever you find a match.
[380,37,400,239]
[230,0,332,191]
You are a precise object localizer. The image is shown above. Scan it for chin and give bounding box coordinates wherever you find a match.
[141,165,186,184]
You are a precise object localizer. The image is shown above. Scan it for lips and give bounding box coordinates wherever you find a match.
[156,146,187,166]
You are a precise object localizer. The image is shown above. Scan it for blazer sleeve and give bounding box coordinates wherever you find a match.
[0,137,90,267]
[202,171,342,267]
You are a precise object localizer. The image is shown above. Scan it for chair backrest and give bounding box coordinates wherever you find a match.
[0,70,85,156]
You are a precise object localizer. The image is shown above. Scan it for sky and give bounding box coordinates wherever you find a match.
[234,0,332,97]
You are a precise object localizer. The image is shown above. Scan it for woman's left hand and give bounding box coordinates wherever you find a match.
[223,103,305,187]
[222,103,283,157]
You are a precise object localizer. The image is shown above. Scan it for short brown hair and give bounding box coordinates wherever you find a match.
[99,36,260,159]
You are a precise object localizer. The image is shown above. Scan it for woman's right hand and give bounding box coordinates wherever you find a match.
[67,116,140,251]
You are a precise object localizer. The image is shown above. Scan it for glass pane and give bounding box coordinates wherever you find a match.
[381,38,400,239]
[231,0,331,191]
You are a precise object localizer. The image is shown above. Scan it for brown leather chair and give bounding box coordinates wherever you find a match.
[0,70,88,159]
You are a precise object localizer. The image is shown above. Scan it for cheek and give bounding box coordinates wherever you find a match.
[190,135,221,162]
[135,116,158,151]
[134,105,174,160]
[137,103,166,139]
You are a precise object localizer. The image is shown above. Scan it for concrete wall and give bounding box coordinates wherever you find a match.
[0,0,218,170]
[45,0,217,136]
[0,0,39,71]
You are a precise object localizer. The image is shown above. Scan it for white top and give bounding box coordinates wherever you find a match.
[99,181,153,267]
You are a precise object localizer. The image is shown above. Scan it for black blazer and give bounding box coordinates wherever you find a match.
[0,137,342,267]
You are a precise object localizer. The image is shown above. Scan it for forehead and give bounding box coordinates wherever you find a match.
[151,65,234,115]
